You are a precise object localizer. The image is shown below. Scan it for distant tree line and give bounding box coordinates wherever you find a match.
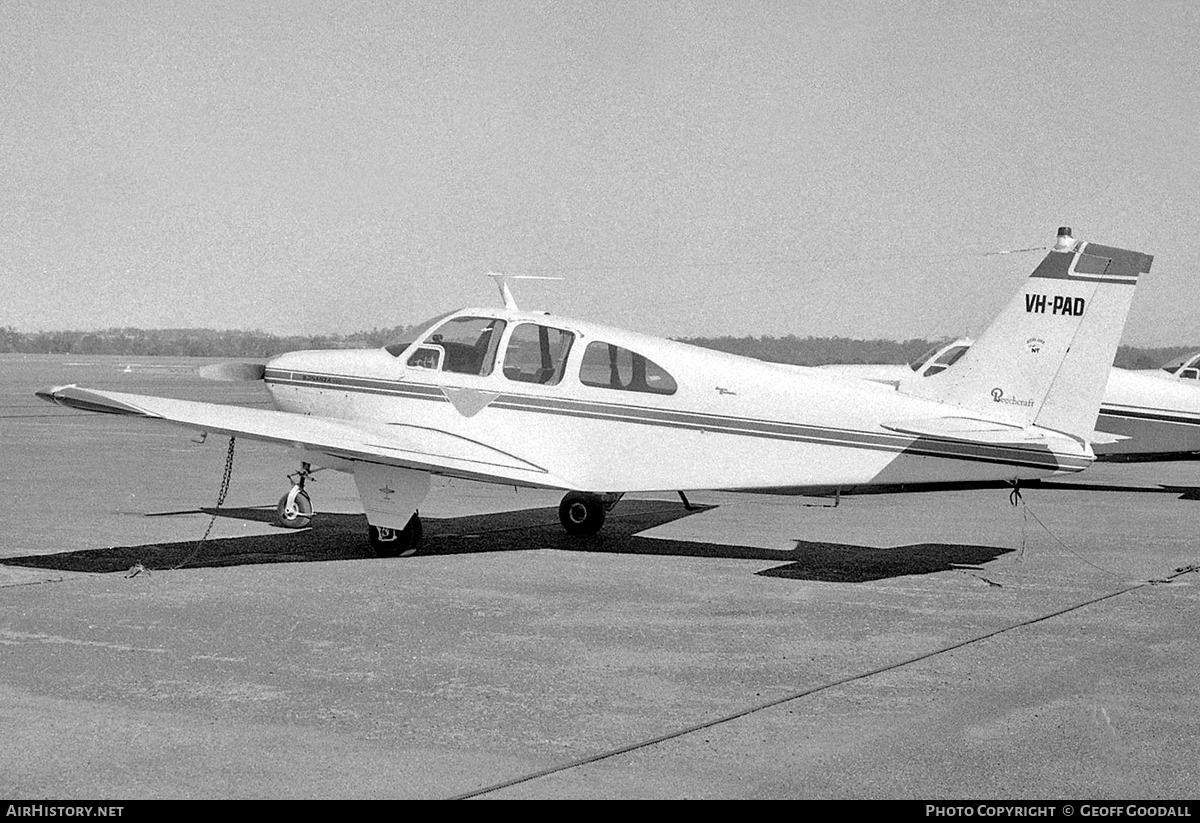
[0,325,416,358]
[0,326,1194,370]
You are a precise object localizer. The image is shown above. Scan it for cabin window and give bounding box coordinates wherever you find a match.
[406,316,506,376]
[1182,368,1200,381]
[502,323,575,385]
[579,341,678,395]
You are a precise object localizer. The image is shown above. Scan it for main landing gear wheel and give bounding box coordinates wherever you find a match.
[369,514,424,558]
[276,488,312,529]
[559,492,606,537]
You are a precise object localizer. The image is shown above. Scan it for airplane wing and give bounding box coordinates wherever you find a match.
[36,385,571,489]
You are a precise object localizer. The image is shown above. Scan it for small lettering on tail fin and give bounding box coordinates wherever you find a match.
[900,227,1152,444]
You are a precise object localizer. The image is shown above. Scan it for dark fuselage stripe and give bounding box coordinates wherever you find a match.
[1099,405,1200,426]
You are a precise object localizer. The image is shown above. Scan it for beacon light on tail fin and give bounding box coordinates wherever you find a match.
[37,226,1150,557]
[898,227,1153,445]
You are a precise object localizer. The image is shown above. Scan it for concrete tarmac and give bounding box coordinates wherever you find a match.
[2,355,1198,799]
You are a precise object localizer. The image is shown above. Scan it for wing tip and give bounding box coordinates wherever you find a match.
[35,384,76,405]
[34,385,153,417]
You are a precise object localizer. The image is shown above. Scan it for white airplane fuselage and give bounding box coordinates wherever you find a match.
[263,307,1090,496]
[1097,368,1200,459]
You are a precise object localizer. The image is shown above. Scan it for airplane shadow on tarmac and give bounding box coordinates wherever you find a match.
[1,499,1013,583]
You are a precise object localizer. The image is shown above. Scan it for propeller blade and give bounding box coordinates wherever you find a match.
[197,361,266,382]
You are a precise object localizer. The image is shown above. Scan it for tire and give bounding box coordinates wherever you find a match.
[369,513,423,557]
[276,489,313,529]
[559,492,606,536]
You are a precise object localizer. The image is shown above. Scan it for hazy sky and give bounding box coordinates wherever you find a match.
[2,0,1198,344]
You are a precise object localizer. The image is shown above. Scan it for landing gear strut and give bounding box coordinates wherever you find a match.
[277,463,314,529]
[559,491,622,536]
[369,514,423,557]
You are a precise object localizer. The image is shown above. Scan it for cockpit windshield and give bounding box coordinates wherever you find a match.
[412,315,507,375]
[383,311,455,357]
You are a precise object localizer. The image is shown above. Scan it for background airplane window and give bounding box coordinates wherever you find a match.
[921,344,969,376]
[413,316,505,375]
[934,345,969,368]
[503,323,574,385]
[911,341,969,373]
[579,341,677,395]
[1159,354,1200,375]
[909,342,944,372]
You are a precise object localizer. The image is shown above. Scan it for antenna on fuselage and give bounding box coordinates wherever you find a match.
[486,271,563,311]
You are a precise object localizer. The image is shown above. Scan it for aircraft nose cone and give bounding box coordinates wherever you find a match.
[264,349,348,379]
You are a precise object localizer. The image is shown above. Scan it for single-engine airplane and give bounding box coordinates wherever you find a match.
[38,227,1152,556]
[822,343,1200,462]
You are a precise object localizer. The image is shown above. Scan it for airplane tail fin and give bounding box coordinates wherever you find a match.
[900,227,1152,443]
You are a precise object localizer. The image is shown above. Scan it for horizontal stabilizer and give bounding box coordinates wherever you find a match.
[882,416,1052,446]
[1088,430,1131,445]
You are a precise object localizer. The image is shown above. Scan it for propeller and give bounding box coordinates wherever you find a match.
[197,361,267,382]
